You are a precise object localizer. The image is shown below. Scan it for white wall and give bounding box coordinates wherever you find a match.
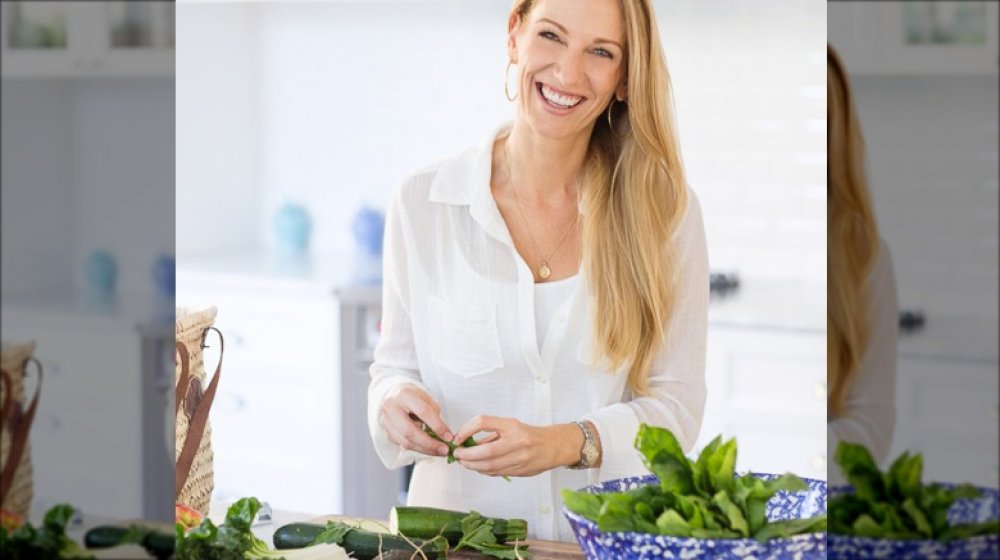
[177,0,827,286]
[176,2,263,258]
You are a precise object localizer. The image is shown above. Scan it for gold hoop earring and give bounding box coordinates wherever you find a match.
[607,98,625,137]
[504,61,518,102]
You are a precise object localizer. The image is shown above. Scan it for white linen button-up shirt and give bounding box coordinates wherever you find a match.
[368,123,709,542]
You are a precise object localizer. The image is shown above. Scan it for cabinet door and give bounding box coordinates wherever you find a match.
[177,287,342,514]
[1,1,173,78]
[891,357,999,487]
[699,326,827,479]
[0,1,80,77]
[92,1,173,77]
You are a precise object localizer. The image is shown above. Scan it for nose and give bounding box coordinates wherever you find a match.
[554,49,585,88]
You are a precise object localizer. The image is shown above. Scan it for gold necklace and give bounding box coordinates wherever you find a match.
[505,147,580,281]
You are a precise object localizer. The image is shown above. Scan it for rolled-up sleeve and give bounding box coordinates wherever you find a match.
[368,183,430,469]
[582,190,709,480]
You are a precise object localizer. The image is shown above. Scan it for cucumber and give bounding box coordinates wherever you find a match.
[390,506,528,544]
[84,525,129,548]
[273,522,444,560]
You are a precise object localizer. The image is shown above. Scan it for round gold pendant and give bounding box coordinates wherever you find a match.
[538,263,551,279]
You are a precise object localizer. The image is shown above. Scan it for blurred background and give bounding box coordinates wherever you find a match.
[175,0,826,518]
[1,0,175,525]
[829,1,998,487]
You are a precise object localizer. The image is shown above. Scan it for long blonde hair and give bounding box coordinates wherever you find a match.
[512,0,689,395]
[827,44,881,417]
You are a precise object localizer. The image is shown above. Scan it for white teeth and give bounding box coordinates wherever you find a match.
[540,84,582,108]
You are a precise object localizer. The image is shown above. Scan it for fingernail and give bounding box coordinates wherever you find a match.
[439,445,449,455]
[443,432,454,441]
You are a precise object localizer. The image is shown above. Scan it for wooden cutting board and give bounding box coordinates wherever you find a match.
[310,515,585,560]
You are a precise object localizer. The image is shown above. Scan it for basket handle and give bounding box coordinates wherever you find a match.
[175,327,224,499]
[174,342,191,417]
[0,358,43,507]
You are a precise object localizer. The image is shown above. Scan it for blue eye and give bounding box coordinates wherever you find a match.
[594,48,614,59]
[540,30,561,42]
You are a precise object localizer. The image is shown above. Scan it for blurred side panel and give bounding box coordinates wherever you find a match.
[1,0,175,532]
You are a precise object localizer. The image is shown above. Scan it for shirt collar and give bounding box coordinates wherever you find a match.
[428,122,514,247]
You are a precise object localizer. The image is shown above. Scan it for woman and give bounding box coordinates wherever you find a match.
[827,44,899,484]
[368,0,708,541]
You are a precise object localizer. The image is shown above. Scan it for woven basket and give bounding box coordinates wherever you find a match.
[0,341,41,519]
[175,307,223,517]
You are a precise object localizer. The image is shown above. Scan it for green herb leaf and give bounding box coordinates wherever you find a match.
[712,491,749,537]
[655,510,691,537]
[752,516,827,542]
[310,521,353,545]
[561,489,604,522]
[693,436,722,495]
[455,512,532,559]
[425,427,512,482]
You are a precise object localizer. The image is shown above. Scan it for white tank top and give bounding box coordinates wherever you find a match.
[533,274,580,350]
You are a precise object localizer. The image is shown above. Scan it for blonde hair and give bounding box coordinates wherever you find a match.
[827,44,881,417]
[511,0,689,395]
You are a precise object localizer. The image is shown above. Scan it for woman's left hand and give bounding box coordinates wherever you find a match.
[452,415,582,478]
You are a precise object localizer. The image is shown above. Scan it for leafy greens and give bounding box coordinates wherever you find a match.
[829,441,999,541]
[562,424,826,542]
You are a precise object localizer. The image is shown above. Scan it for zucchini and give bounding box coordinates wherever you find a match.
[273,522,444,560]
[84,524,174,560]
[84,525,129,548]
[142,529,176,560]
[390,506,528,544]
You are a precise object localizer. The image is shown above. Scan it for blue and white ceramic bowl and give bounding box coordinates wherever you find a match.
[827,484,999,560]
[563,473,827,560]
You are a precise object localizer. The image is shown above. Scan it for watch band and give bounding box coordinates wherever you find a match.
[569,420,598,470]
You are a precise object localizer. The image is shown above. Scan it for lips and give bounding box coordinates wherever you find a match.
[537,82,586,110]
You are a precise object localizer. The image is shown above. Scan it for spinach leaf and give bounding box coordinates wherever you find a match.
[561,489,604,521]
[425,427,511,482]
[564,424,824,542]
[455,511,532,560]
[831,441,995,541]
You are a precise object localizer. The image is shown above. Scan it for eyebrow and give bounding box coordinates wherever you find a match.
[537,17,624,50]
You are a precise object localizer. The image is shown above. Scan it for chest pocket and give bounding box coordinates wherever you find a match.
[428,295,505,377]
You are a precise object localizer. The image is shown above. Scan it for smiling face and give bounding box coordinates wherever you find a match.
[508,0,628,141]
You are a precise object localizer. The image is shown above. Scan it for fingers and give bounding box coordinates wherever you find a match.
[384,407,449,456]
[410,399,453,442]
[459,445,526,477]
[454,414,502,445]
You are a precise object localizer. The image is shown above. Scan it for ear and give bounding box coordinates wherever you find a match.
[616,83,628,102]
[507,12,522,64]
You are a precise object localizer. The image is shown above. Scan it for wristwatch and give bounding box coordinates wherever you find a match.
[569,420,599,470]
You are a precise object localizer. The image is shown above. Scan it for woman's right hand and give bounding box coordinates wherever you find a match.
[379,384,453,457]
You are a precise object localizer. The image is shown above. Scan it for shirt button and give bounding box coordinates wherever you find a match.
[536,376,547,385]
[540,505,552,515]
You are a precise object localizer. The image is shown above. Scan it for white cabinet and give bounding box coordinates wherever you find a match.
[177,253,345,516]
[1,1,173,79]
[697,278,827,480]
[698,325,827,481]
[890,357,999,488]
[0,294,173,521]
